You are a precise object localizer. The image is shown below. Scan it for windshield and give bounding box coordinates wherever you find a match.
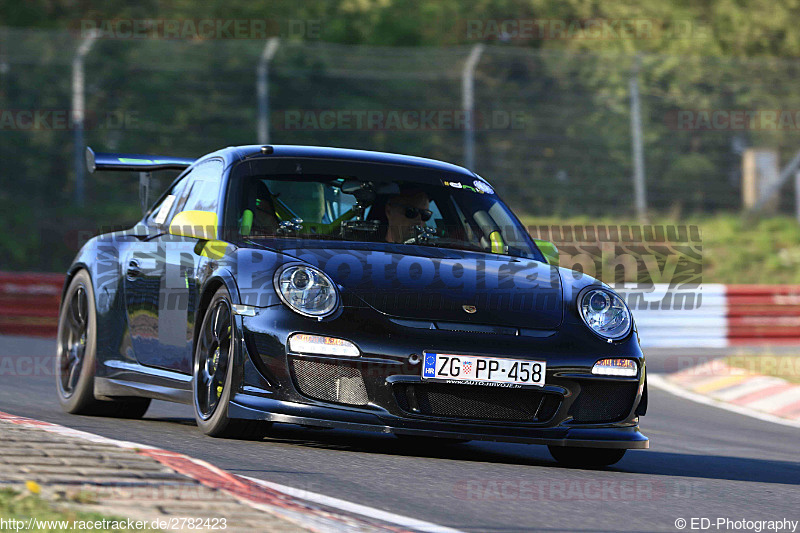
[228,159,538,259]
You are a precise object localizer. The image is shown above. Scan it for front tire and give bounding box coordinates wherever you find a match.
[192,286,269,439]
[548,446,626,467]
[56,269,150,418]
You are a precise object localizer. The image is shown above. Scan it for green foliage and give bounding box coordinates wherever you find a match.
[2,0,800,57]
[661,153,717,211]
[3,1,800,271]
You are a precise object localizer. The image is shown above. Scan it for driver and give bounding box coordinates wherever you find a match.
[250,181,279,235]
[384,189,432,243]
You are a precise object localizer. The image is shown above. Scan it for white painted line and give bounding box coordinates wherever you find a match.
[242,476,463,533]
[0,413,158,450]
[649,374,800,430]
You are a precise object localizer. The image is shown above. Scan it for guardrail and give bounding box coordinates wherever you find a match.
[2,273,800,347]
[0,272,64,337]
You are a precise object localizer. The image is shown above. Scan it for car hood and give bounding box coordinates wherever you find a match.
[275,244,564,330]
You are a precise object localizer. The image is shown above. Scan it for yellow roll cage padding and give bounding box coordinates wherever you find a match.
[488,231,505,254]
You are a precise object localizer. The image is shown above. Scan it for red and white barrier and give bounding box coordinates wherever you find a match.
[633,284,800,347]
[632,284,727,348]
[0,272,64,337]
[726,285,800,346]
[2,273,800,347]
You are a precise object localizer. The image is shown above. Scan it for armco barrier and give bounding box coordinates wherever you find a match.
[2,274,800,347]
[0,272,64,337]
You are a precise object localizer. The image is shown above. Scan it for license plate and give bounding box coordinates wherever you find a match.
[421,352,546,388]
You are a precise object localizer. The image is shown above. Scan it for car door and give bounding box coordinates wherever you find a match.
[124,159,224,374]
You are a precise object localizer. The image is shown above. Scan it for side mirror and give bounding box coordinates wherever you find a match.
[169,210,218,241]
[534,239,559,266]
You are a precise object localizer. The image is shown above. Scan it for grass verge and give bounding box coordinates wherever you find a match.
[0,487,159,532]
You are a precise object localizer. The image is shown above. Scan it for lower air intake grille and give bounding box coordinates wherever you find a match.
[394,383,561,423]
[289,358,369,406]
[569,381,638,423]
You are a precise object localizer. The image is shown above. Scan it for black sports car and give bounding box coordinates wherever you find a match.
[56,144,648,467]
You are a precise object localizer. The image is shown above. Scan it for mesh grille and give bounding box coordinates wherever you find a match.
[289,358,369,406]
[394,383,561,422]
[569,382,638,423]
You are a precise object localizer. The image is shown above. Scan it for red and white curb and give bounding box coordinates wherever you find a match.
[649,361,800,429]
[0,411,461,533]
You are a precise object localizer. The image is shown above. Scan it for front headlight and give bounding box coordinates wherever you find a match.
[274,264,339,318]
[578,287,631,340]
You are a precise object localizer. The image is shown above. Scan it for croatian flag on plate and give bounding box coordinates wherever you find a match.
[424,355,436,376]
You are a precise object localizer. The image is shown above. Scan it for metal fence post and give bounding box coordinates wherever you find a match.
[749,149,800,213]
[71,30,98,208]
[257,38,280,145]
[795,170,800,224]
[629,53,647,221]
[462,44,485,171]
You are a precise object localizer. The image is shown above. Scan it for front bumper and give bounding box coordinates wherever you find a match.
[232,305,649,450]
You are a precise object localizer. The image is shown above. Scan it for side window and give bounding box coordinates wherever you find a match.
[172,179,195,216]
[147,172,191,229]
[183,180,221,213]
[174,159,224,215]
[152,195,176,225]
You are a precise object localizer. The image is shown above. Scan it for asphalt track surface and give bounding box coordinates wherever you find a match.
[1,335,798,533]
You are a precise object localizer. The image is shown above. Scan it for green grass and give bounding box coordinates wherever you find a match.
[0,488,159,532]
[519,213,800,285]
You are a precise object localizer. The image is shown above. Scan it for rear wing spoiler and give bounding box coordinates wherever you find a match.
[86,147,196,173]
